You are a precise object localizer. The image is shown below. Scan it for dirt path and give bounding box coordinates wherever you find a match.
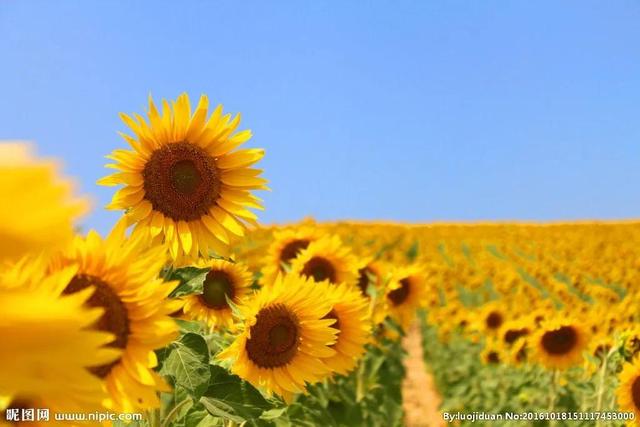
[401,323,445,427]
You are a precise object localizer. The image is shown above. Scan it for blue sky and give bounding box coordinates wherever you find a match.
[1,1,639,233]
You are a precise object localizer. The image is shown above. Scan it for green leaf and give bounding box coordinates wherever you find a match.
[169,267,211,298]
[160,333,211,399]
[259,407,287,420]
[405,240,419,262]
[199,397,246,423]
[202,365,274,421]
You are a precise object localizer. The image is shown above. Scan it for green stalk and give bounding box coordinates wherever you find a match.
[161,398,191,427]
[595,348,615,427]
[355,361,367,402]
[548,369,558,427]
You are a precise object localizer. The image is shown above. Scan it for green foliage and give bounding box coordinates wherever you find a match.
[420,312,625,427]
[152,265,409,426]
[168,267,211,298]
[160,333,211,399]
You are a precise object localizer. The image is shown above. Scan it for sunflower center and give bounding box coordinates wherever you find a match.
[171,159,202,194]
[504,328,529,344]
[143,142,220,221]
[246,304,300,368]
[63,274,129,378]
[485,312,503,330]
[301,257,336,283]
[486,351,500,364]
[632,376,640,410]
[541,326,578,355]
[357,267,373,296]
[199,270,235,310]
[279,239,310,266]
[388,278,411,306]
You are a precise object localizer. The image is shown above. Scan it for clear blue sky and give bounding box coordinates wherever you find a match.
[1,1,639,233]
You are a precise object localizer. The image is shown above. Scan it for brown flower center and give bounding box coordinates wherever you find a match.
[388,278,411,306]
[142,142,220,221]
[485,311,504,330]
[279,239,310,266]
[199,270,235,310]
[541,326,578,355]
[246,304,300,368]
[632,376,640,411]
[486,351,500,364]
[62,274,129,378]
[357,267,374,296]
[504,328,529,345]
[301,257,337,283]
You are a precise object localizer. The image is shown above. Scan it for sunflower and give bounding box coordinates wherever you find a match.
[218,273,338,402]
[356,259,386,297]
[320,281,371,375]
[259,227,321,286]
[181,259,253,330]
[480,340,502,365]
[0,142,88,263]
[47,222,179,412]
[530,318,589,370]
[616,358,640,420]
[0,265,118,419]
[98,93,267,263]
[472,300,510,338]
[290,236,358,287]
[384,265,429,331]
[498,319,530,348]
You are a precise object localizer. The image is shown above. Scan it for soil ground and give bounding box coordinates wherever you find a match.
[401,323,445,427]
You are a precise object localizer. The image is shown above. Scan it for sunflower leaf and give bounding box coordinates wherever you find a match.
[168,267,211,297]
[160,333,211,399]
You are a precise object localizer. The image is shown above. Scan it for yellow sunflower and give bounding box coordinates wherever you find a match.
[98,93,267,263]
[320,281,371,375]
[259,226,321,286]
[218,273,338,403]
[480,339,502,365]
[0,265,118,418]
[356,259,387,297]
[290,236,358,287]
[472,300,510,338]
[48,222,179,412]
[384,265,429,331]
[182,259,253,330]
[617,358,640,420]
[0,142,88,263]
[530,317,589,370]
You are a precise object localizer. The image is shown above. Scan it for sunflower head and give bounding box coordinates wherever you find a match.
[48,222,179,412]
[0,264,118,416]
[182,259,253,330]
[259,226,322,286]
[290,236,359,287]
[99,93,268,263]
[617,358,640,420]
[0,142,88,263]
[384,265,429,331]
[531,317,589,370]
[218,273,339,402]
[356,260,387,298]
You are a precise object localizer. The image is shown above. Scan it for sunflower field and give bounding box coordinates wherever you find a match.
[2,93,640,427]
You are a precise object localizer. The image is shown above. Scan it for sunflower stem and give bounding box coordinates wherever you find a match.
[594,348,614,427]
[547,369,558,427]
[355,360,367,402]
[161,398,191,427]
